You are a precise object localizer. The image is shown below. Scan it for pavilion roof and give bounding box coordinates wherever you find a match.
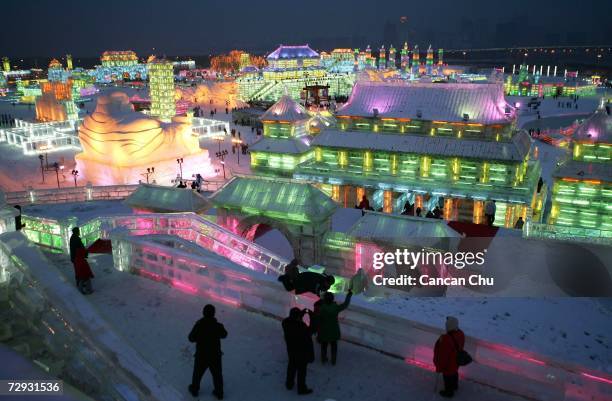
[124,184,211,213]
[337,81,514,124]
[267,44,319,60]
[210,176,337,224]
[260,95,310,122]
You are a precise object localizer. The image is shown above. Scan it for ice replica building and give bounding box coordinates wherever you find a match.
[293,81,543,228]
[237,44,355,102]
[89,51,147,83]
[547,101,611,235]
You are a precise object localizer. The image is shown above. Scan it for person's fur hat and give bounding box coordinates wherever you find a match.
[446,316,459,332]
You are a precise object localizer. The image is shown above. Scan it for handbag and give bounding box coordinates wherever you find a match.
[449,332,473,366]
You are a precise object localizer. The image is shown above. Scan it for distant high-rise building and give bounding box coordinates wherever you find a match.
[2,57,10,73]
[66,54,73,70]
[148,57,175,121]
[382,21,398,48]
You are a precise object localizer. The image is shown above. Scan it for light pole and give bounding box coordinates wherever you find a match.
[215,150,228,179]
[142,167,155,184]
[53,162,60,188]
[214,135,224,152]
[176,158,184,179]
[71,169,79,187]
[38,154,45,183]
[232,138,243,165]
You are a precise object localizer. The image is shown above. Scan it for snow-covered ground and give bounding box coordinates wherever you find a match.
[371,296,612,374]
[23,200,133,223]
[44,251,528,401]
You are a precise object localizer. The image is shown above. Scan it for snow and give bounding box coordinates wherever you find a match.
[43,251,527,401]
[22,200,133,224]
[254,229,295,260]
[368,296,612,374]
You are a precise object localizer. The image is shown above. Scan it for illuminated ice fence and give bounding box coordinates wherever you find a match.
[0,118,81,155]
[191,117,230,138]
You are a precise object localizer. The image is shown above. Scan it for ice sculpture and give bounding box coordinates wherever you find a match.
[75,92,214,185]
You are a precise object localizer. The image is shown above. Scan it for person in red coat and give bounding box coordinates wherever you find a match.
[73,247,94,294]
[433,316,465,398]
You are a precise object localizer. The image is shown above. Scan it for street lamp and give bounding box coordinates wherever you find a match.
[38,154,45,183]
[71,170,79,187]
[176,158,184,179]
[232,138,243,165]
[142,167,155,184]
[214,134,224,152]
[215,150,228,179]
[53,162,60,188]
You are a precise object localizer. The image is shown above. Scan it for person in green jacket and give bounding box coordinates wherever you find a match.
[316,290,352,365]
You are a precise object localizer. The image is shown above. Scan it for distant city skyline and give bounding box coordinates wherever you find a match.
[1,0,610,58]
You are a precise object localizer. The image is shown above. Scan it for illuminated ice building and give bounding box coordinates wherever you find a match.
[89,51,147,83]
[294,81,544,228]
[237,44,355,102]
[504,64,596,97]
[545,101,611,236]
[147,57,176,121]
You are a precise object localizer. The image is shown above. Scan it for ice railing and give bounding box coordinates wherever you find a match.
[524,218,612,246]
[98,213,289,275]
[0,236,183,401]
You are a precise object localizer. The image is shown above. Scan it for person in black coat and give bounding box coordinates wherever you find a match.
[188,304,228,400]
[282,307,314,395]
[69,227,87,285]
[69,227,86,263]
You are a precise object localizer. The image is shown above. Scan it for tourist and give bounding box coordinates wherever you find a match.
[401,200,414,216]
[188,304,227,400]
[537,177,544,193]
[433,316,466,398]
[514,216,525,229]
[69,227,87,285]
[177,181,187,188]
[13,205,24,231]
[433,205,443,219]
[317,290,352,365]
[426,209,435,218]
[282,307,315,395]
[357,194,370,210]
[74,247,94,294]
[484,200,496,227]
[415,207,422,217]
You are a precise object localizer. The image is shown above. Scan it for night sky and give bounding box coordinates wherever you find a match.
[1,0,610,57]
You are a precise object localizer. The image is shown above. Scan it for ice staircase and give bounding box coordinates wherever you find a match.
[98,213,289,275]
[250,81,276,100]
